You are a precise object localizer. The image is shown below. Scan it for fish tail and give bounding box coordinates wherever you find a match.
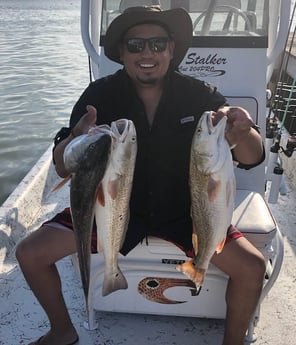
[102,267,128,296]
[176,260,205,289]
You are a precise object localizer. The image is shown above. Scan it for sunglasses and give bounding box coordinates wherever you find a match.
[124,37,170,54]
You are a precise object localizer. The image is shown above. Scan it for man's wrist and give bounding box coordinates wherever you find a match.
[70,127,79,138]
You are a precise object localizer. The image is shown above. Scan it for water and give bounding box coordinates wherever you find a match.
[0,0,90,205]
[0,0,295,206]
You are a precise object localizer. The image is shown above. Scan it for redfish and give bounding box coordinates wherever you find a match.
[64,130,111,315]
[64,125,111,173]
[176,111,236,289]
[95,119,137,296]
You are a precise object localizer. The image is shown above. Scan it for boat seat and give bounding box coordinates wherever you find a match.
[232,190,276,255]
[72,189,281,336]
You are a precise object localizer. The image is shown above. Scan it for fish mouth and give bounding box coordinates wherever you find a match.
[205,111,227,134]
[111,119,135,143]
[111,119,128,136]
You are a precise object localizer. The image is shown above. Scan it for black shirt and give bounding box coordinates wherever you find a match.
[54,69,263,255]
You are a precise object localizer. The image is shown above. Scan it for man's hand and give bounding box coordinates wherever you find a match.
[71,105,97,137]
[211,106,263,165]
[216,106,254,147]
[54,105,98,177]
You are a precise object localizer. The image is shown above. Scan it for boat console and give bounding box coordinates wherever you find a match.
[74,0,290,341]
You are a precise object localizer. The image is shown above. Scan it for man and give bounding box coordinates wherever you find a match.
[16,5,266,345]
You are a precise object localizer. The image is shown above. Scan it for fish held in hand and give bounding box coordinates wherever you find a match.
[68,132,111,312]
[176,111,236,289]
[95,119,137,296]
[64,126,111,173]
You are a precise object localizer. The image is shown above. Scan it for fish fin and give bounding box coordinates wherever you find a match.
[107,178,120,200]
[96,183,105,206]
[192,224,199,255]
[176,260,205,289]
[96,236,103,252]
[226,179,235,207]
[233,180,237,199]
[207,176,221,202]
[226,180,231,206]
[216,238,226,254]
[102,267,128,296]
[52,175,71,192]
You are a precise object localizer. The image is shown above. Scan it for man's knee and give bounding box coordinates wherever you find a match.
[253,252,266,279]
[15,237,33,265]
[242,251,266,285]
[15,227,45,265]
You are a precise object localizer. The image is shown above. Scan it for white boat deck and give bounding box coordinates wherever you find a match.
[0,148,295,345]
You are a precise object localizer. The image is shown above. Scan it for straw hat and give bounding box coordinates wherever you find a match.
[104,5,193,68]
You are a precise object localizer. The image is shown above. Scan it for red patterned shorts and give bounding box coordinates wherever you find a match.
[43,208,243,257]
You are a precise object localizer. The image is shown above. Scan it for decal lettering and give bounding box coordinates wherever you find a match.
[162,258,186,265]
[179,52,228,78]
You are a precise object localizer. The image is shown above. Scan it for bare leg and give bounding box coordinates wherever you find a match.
[211,237,266,345]
[15,224,78,345]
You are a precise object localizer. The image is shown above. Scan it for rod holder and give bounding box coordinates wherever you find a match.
[282,135,296,157]
[266,146,279,181]
[268,166,284,204]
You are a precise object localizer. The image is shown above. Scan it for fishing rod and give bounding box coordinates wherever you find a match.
[267,79,296,202]
[265,2,296,203]
[88,55,93,83]
[268,65,296,163]
[266,1,296,156]
[267,76,296,202]
[265,2,295,181]
[267,2,296,121]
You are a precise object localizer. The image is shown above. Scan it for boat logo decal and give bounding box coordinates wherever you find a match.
[138,277,200,304]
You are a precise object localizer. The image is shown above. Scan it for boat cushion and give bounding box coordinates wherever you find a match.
[137,190,276,256]
[232,190,276,248]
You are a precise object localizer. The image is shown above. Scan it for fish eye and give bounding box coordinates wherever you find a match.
[88,143,96,150]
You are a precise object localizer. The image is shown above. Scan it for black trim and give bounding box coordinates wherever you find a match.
[100,36,107,47]
[191,36,268,48]
[100,35,268,49]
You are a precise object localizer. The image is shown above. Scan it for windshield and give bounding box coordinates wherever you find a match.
[101,0,268,38]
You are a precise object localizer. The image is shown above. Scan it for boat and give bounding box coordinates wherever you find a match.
[1,1,296,344]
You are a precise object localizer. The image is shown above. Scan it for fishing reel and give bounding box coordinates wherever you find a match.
[280,135,296,157]
[266,123,296,158]
[266,116,278,139]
